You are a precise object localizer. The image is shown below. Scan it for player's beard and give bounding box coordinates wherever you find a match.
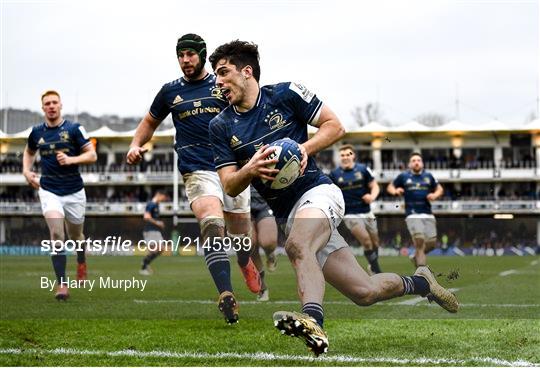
[411,166,423,174]
[182,60,205,80]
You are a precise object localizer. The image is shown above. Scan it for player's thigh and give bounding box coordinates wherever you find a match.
[425,218,437,241]
[322,246,373,300]
[44,211,65,239]
[183,171,225,220]
[62,189,86,226]
[256,217,278,249]
[223,183,250,233]
[284,183,344,258]
[224,211,251,234]
[143,231,165,253]
[39,189,65,237]
[365,218,380,247]
[406,217,425,242]
[39,188,64,219]
[65,220,84,240]
[222,185,250,214]
[191,196,223,220]
[287,207,332,256]
[251,220,259,245]
[349,220,372,247]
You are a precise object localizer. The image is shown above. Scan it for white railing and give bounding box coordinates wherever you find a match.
[1,200,538,216]
[0,201,192,216]
[374,200,540,214]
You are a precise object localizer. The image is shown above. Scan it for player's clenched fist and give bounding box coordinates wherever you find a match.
[126,146,148,165]
[55,151,73,166]
[23,170,40,189]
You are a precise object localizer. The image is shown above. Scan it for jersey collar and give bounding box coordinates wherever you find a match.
[232,88,262,116]
[44,119,65,129]
[181,72,211,84]
[408,169,425,176]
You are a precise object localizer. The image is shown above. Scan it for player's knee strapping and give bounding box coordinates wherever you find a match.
[227,230,252,267]
[200,216,225,240]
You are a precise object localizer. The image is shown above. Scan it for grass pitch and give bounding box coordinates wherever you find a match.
[0,254,539,366]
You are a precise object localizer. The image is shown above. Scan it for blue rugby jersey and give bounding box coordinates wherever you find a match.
[143,201,161,232]
[209,82,332,219]
[149,73,228,175]
[329,163,375,214]
[27,120,91,196]
[392,170,438,215]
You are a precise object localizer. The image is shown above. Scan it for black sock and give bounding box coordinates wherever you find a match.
[259,270,267,290]
[364,249,382,273]
[142,252,160,269]
[76,249,86,265]
[51,254,67,285]
[302,302,324,328]
[401,275,430,296]
[236,247,250,268]
[204,248,233,294]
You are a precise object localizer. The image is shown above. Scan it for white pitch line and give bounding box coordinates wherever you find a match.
[133,298,539,308]
[531,260,539,266]
[499,269,518,277]
[396,296,427,305]
[0,347,537,367]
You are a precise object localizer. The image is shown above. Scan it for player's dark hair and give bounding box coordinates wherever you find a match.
[339,144,355,152]
[209,40,261,82]
[153,188,167,196]
[176,33,207,65]
[409,152,423,160]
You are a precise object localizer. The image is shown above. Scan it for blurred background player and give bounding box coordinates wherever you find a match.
[126,33,260,324]
[140,189,168,275]
[387,152,444,268]
[249,185,278,301]
[329,144,382,274]
[22,90,97,300]
[209,41,458,355]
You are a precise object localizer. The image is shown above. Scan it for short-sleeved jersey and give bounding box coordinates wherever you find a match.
[329,163,375,214]
[209,82,331,219]
[143,201,161,232]
[27,120,91,196]
[149,73,228,175]
[392,170,438,215]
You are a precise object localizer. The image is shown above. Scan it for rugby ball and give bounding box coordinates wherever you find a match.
[261,138,302,190]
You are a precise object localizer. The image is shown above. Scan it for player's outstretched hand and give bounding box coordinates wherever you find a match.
[298,144,308,175]
[56,151,73,166]
[126,146,148,165]
[23,171,40,189]
[247,144,279,182]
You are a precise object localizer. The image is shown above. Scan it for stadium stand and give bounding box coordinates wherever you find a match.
[1,114,539,253]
